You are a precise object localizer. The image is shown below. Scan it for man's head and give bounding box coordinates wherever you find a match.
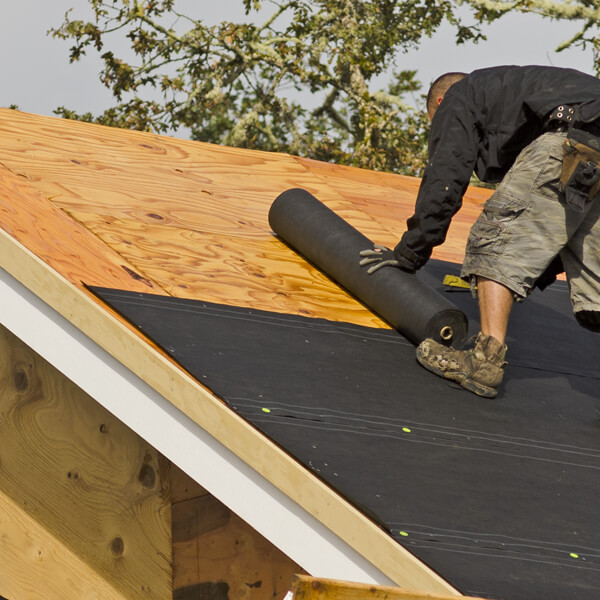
[426,72,467,120]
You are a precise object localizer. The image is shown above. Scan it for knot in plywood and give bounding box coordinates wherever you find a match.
[13,368,29,392]
[138,464,156,489]
[111,536,125,557]
[66,470,80,482]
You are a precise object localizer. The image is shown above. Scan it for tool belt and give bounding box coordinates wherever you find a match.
[554,102,600,212]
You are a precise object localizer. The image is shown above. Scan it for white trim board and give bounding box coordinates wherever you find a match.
[0,266,396,586]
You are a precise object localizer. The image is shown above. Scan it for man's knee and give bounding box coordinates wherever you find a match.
[575,310,600,332]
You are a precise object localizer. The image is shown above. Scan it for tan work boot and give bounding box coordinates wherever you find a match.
[416,333,507,398]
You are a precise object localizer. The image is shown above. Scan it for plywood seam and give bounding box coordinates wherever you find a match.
[0,164,166,294]
[0,159,20,176]
[57,204,171,295]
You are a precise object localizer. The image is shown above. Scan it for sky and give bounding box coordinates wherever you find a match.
[1,1,596,130]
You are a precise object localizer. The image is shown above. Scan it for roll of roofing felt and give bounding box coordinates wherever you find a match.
[269,188,468,347]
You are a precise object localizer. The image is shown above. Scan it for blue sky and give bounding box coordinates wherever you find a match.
[1,1,595,124]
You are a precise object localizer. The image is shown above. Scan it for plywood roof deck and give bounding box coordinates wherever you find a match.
[0,107,490,594]
[0,108,489,328]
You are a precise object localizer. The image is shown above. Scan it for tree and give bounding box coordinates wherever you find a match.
[51,1,600,175]
[50,0,483,174]
[462,0,600,73]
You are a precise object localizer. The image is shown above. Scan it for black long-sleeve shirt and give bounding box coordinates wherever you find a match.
[395,65,600,270]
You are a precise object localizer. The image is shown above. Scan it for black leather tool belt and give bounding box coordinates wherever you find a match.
[557,102,600,212]
[546,104,576,131]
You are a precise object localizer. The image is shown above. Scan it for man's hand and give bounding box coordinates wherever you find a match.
[359,244,416,274]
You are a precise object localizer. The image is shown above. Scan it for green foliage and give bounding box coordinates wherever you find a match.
[51,0,486,174]
[50,0,599,174]
[462,0,600,72]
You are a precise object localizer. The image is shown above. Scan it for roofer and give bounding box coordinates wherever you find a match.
[359,65,600,398]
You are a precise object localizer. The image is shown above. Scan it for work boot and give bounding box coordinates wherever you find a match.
[416,333,507,398]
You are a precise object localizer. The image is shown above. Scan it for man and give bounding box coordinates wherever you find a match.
[360,65,600,398]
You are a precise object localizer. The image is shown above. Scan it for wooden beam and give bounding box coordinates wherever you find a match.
[291,575,489,600]
[0,324,172,600]
[0,489,128,600]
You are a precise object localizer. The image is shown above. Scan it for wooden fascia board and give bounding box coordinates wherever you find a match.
[0,225,459,596]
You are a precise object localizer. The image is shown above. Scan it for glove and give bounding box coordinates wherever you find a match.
[359,244,416,274]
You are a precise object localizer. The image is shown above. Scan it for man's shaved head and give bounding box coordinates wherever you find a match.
[426,72,467,119]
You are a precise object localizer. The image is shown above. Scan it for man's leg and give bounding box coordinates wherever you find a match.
[414,277,511,399]
[417,132,574,397]
[477,276,514,345]
[561,185,600,332]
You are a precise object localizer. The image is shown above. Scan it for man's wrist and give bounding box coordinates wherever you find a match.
[393,243,424,272]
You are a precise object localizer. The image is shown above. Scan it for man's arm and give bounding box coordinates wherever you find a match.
[393,98,480,271]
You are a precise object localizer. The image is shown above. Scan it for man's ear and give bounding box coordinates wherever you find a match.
[436,95,444,107]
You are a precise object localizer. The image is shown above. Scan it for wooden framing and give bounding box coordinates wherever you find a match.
[0,324,172,600]
[291,576,490,600]
[171,468,305,600]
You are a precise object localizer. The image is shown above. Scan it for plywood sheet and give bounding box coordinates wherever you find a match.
[172,493,305,600]
[0,108,485,318]
[67,211,386,327]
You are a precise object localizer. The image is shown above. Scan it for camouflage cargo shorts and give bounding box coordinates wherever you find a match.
[461,131,600,321]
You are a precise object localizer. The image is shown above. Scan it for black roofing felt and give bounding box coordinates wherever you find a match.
[90,260,600,600]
